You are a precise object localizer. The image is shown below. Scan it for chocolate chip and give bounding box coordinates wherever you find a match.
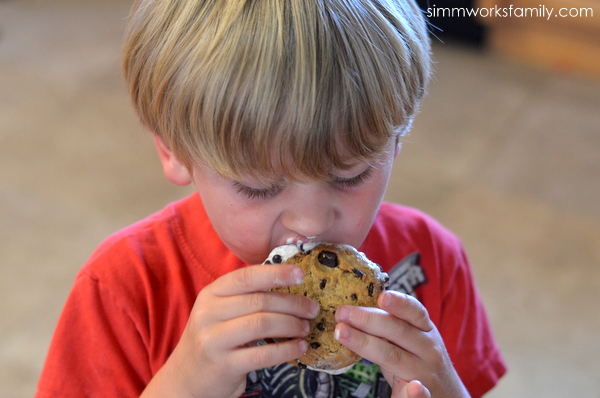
[310,342,321,349]
[316,323,326,331]
[368,283,374,297]
[318,251,338,268]
[319,279,327,289]
[272,254,283,264]
[264,260,272,264]
[352,268,365,278]
[351,294,358,300]
[298,361,307,369]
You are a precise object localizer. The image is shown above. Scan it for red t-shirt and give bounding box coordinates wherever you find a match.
[36,194,506,397]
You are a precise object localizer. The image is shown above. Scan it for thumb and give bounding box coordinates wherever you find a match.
[400,380,430,398]
[387,374,408,398]
[382,370,430,398]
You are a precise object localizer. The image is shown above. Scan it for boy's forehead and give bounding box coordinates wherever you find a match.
[227,138,395,184]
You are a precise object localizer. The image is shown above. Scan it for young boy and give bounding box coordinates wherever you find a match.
[37,0,506,397]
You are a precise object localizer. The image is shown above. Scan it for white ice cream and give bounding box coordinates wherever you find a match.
[263,242,319,264]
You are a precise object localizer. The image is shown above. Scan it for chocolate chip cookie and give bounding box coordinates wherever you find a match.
[264,242,389,373]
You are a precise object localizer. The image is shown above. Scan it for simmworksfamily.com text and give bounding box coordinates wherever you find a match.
[425,4,594,20]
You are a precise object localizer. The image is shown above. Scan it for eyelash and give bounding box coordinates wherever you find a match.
[331,166,374,189]
[232,182,283,200]
[233,166,374,200]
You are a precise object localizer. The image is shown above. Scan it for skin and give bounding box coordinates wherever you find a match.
[141,136,470,398]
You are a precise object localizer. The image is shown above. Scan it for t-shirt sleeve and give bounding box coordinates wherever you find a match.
[36,271,151,397]
[436,244,507,398]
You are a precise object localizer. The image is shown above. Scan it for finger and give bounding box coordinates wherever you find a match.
[211,264,305,296]
[215,313,310,350]
[334,323,419,381]
[385,374,430,398]
[402,380,430,398]
[211,291,320,322]
[228,339,309,375]
[335,305,429,357]
[378,291,434,332]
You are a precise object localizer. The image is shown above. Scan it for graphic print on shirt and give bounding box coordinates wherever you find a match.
[242,252,426,398]
[243,361,391,398]
[386,252,426,297]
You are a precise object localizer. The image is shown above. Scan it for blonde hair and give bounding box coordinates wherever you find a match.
[122,0,431,181]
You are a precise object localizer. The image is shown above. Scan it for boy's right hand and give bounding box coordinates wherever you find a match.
[141,264,319,398]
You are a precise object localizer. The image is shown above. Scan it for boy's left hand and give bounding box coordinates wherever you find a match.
[334,290,471,398]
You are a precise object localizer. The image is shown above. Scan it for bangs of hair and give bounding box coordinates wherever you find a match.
[123,0,431,182]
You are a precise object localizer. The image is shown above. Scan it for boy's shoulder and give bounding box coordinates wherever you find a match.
[89,194,202,262]
[77,193,232,290]
[364,202,465,278]
[372,202,461,247]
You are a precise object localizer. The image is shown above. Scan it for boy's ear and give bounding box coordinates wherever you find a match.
[152,135,193,186]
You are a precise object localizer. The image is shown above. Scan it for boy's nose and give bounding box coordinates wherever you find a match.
[281,187,335,239]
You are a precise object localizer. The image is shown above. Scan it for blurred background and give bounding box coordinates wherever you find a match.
[1,0,598,397]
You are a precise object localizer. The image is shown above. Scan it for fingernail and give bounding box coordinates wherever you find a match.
[302,320,310,334]
[336,306,349,322]
[298,339,309,353]
[310,300,320,318]
[334,324,350,341]
[291,267,305,285]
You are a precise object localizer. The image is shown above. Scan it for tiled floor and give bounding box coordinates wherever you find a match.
[1,1,599,397]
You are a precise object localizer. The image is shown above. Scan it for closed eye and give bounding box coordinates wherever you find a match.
[232,181,283,200]
[330,166,374,189]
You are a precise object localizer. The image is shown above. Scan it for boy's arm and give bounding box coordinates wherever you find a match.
[141,264,319,398]
[37,263,318,398]
[36,273,151,397]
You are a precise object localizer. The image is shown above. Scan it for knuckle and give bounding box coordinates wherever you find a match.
[395,319,411,339]
[417,307,429,324]
[400,293,417,313]
[395,292,433,331]
[382,345,404,367]
[413,301,432,329]
[428,340,448,366]
[350,306,374,327]
[250,345,272,368]
[231,267,254,291]
[191,330,223,369]
[248,293,269,313]
[247,313,270,333]
[408,297,430,323]
[348,327,370,350]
